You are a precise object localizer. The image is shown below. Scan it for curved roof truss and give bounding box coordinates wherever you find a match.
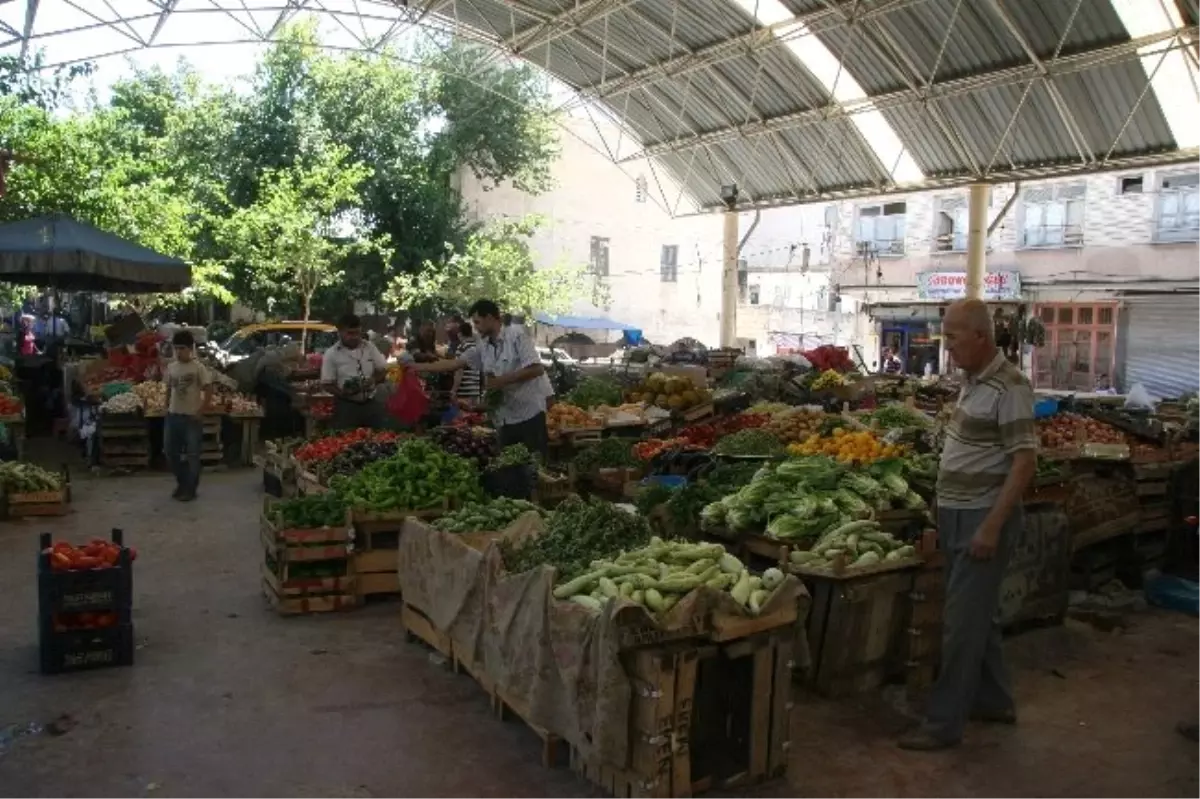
[1,0,1197,214]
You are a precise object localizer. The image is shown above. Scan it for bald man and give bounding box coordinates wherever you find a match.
[899,299,1037,751]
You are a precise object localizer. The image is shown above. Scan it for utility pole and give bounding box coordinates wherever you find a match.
[719,184,739,348]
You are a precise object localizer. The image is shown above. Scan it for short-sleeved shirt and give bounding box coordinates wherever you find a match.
[463,325,552,426]
[936,351,1037,509]
[166,359,211,416]
[321,341,387,401]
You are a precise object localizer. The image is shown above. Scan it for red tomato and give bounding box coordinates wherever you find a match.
[1186,515,1198,527]
[73,556,101,570]
[127,546,138,562]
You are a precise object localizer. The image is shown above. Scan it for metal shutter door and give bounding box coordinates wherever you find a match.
[1123,296,1200,399]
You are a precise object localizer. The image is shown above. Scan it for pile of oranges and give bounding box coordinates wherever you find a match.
[786,427,906,465]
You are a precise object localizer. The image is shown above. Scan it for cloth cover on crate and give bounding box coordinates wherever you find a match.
[398,515,808,768]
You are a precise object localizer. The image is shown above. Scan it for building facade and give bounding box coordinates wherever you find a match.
[461,115,1197,397]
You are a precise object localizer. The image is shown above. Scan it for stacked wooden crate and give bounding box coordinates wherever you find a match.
[260,498,358,615]
[98,413,150,469]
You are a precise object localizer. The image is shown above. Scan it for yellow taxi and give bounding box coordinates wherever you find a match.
[214,321,338,366]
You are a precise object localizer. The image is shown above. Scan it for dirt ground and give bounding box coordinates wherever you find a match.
[0,469,1196,798]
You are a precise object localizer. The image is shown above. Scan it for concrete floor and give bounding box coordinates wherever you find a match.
[0,469,1196,798]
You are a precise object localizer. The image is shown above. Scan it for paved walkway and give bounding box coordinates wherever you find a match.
[0,470,1195,797]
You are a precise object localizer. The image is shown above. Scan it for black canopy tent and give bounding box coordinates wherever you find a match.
[0,214,191,293]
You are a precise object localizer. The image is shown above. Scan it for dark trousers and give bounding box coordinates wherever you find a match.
[331,397,385,431]
[924,505,1022,742]
[164,413,203,495]
[499,411,549,460]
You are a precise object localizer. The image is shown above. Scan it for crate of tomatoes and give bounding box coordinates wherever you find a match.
[38,529,136,673]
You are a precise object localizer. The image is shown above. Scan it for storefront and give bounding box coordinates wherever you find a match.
[1030,302,1118,392]
[1120,293,1199,399]
[866,269,1024,375]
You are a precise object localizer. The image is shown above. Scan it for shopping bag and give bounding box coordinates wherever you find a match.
[386,369,429,425]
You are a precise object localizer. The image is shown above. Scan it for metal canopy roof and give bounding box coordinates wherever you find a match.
[1,0,1197,214]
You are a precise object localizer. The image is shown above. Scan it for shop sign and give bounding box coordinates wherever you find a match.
[916,270,1022,301]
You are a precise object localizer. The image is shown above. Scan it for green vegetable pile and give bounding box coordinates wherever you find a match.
[433,497,544,533]
[328,438,482,512]
[711,429,784,457]
[501,497,652,580]
[789,522,916,571]
[275,493,348,529]
[573,438,639,473]
[554,537,787,616]
[869,403,932,430]
[700,456,926,541]
[636,462,760,533]
[0,462,62,492]
[566,377,624,410]
[487,444,534,472]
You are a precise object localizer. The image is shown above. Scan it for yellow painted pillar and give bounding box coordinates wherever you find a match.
[966,182,990,300]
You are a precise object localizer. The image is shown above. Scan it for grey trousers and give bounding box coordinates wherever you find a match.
[924,504,1022,742]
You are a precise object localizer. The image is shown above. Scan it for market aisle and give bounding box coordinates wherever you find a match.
[0,472,590,798]
[0,470,1196,797]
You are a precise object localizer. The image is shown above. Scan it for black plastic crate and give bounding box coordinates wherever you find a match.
[38,529,133,616]
[39,622,134,675]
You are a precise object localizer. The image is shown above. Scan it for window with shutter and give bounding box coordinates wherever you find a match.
[855,201,906,255]
[659,244,678,282]
[1020,183,1086,248]
[1156,172,1200,243]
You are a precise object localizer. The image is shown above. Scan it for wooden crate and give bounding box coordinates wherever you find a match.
[353,549,399,597]
[688,631,792,794]
[798,566,920,696]
[2,467,71,519]
[400,601,453,659]
[260,498,356,615]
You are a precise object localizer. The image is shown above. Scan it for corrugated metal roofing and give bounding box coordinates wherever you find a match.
[2,0,1196,212]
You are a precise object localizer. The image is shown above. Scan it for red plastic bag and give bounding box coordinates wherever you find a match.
[386,369,429,425]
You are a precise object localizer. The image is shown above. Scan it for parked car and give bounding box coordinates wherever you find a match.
[213,322,338,367]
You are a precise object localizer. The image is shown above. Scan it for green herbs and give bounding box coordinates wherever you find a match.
[329,438,482,511]
[869,404,932,430]
[487,444,534,472]
[712,429,784,457]
[434,497,544,533]
[566,377,624,410]
[572,438,639,473]
[275,493,348,529]
[501,497,652,580]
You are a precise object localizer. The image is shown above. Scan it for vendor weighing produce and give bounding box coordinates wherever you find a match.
[410,299,552,458]
[321,314,388,430]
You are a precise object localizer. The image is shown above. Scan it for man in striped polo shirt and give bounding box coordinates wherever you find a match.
[900,299,1037,751]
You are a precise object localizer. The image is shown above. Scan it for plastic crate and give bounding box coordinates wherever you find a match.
[38,529,133,616]
[39,623,134,675]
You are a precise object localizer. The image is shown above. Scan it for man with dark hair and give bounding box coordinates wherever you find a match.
[321,313,387,429]
[165,329,212,501]
[411,299,551,456]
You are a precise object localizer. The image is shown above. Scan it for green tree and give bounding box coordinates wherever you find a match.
[386,215,589,318]
[215,144,391,334]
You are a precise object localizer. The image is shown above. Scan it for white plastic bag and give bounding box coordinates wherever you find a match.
[1124,382,1157,411]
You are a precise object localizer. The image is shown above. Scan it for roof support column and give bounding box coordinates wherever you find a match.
[966,182,990,300]
[720,203,739,348]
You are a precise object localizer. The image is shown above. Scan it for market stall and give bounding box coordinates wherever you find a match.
[234,345,1200,795]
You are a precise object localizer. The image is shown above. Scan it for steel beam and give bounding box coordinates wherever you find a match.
[626,29,1193,161]
[677,148,1200,213]
[19,0,37,59]
[569,0,934,105]
[506,0,641,57]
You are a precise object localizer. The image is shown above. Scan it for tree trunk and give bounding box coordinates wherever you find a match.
[300,293,312,354]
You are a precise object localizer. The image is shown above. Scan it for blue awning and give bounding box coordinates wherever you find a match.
[533,311,640,332]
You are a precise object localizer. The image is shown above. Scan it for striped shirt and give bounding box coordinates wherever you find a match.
[455,340,483,401]
[937,351,1037,509]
